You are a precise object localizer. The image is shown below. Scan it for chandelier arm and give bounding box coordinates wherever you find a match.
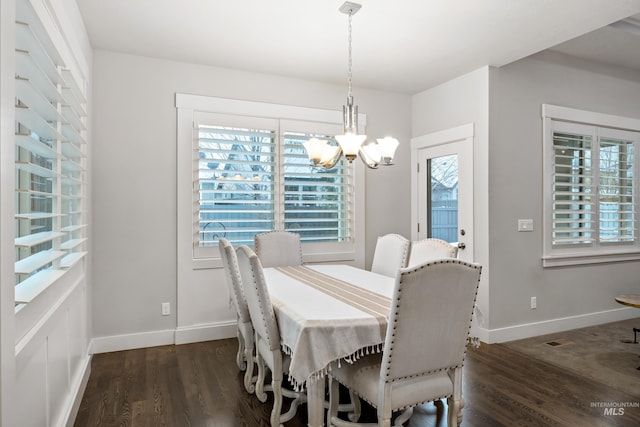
[317,146,344,170]
[358,146,380,169]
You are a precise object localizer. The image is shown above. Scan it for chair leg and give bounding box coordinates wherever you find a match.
[280,390,305,423]
[328,380,370,427]
[321,384,360,415]
[255,353,267,403]
[236,327,246,371]
[447,396,464,426]
[378,412,392,427]
[347,389,361,421]
[243,351,255,394]
[270,377,284,427]
[328,377,340,424]
[243,332,255,394]
[393,407,413,426]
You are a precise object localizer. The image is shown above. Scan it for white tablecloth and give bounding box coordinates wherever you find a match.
[262,264,394,388]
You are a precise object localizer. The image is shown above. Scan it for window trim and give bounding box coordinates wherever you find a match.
[542,104,640,267]
[176,93,365,269]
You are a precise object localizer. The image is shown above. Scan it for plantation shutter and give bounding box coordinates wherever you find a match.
[551,121,639,248]
[598,130,636,244]
[194,113,277,254]
[543,105,640,266]
[14,0,88,304]
[281,120,350,242]
[551,122,595,246]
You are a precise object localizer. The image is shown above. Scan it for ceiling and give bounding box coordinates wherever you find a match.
[548,13,640,74]
[76,0,640,94]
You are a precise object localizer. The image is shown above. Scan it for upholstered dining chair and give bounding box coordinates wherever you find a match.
[407,237,458,268]
[236,245,305,427]
[254,230,303,268]
[370,234,410,278]
[219,238,255,394]
[328,259,482,427]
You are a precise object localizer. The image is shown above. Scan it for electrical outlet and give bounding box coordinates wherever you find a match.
[161,302,170,316]
[530,297,537,309]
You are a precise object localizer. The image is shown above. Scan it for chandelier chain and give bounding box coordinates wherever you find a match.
[347,10,353,98]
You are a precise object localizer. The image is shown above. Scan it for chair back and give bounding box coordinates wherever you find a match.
[381,259,481,381]
[254,231,303,268]
[236,245,281,352]
[370,234,410,278]
[407,238,458,268]
[219,238,251,323]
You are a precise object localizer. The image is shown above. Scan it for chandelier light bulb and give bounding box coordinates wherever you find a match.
[303,138,330,164]
[376,137,400,165]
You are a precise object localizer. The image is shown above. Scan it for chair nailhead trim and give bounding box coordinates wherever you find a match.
[386,258,482,377]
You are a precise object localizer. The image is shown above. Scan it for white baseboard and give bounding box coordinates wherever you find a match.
[90,329,175,354]
[479,307,639,344]
[89,321,237,354]
[87,308,639,354]
[175,321,236,345]
[64,355,92,427]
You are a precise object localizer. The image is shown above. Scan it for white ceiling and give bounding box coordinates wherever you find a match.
[76,0,640,94]
[549,13,640,74]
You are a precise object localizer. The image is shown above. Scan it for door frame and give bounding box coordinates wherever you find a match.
[410,123,475,261]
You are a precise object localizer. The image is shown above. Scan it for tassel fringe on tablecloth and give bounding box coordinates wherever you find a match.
[282,342,384,392]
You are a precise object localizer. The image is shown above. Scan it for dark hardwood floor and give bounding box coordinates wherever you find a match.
[73,338,640,427]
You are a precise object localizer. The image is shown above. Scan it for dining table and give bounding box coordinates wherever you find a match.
[615,294,640,370]
[262,263,395,427]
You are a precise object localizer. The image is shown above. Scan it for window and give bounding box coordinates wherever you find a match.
[14,0,88,308]
[543,105,640,267]
[177,94,364,268]
[196,114,350,251]
[196,114,278,248]
[282,122,351,244]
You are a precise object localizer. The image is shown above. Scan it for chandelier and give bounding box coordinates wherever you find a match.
[303,1,399,170]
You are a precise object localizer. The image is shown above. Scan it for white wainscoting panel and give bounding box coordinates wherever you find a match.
[14,281,91,427]
[15,340,48,426]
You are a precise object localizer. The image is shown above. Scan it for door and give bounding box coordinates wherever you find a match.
[411,125,474,262]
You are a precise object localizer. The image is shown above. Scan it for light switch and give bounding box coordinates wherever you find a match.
[518,219,534,232]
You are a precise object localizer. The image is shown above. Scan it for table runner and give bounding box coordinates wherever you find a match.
[263,264,393,389]
[275,265,389,322]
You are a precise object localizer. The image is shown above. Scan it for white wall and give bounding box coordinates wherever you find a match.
[411,67,492,337]
[90,50,411,351]
[486,52,640,340]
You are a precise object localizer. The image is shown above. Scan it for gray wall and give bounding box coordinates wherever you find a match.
[91,50,411,344]
[412,55,640,342]
[91,47,640,347]
[488,52,640,332]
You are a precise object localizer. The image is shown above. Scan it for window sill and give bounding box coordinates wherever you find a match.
[15,256,87,309]
[15,269,66,305]
[193,250,357,270]
[542,250,640,267]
